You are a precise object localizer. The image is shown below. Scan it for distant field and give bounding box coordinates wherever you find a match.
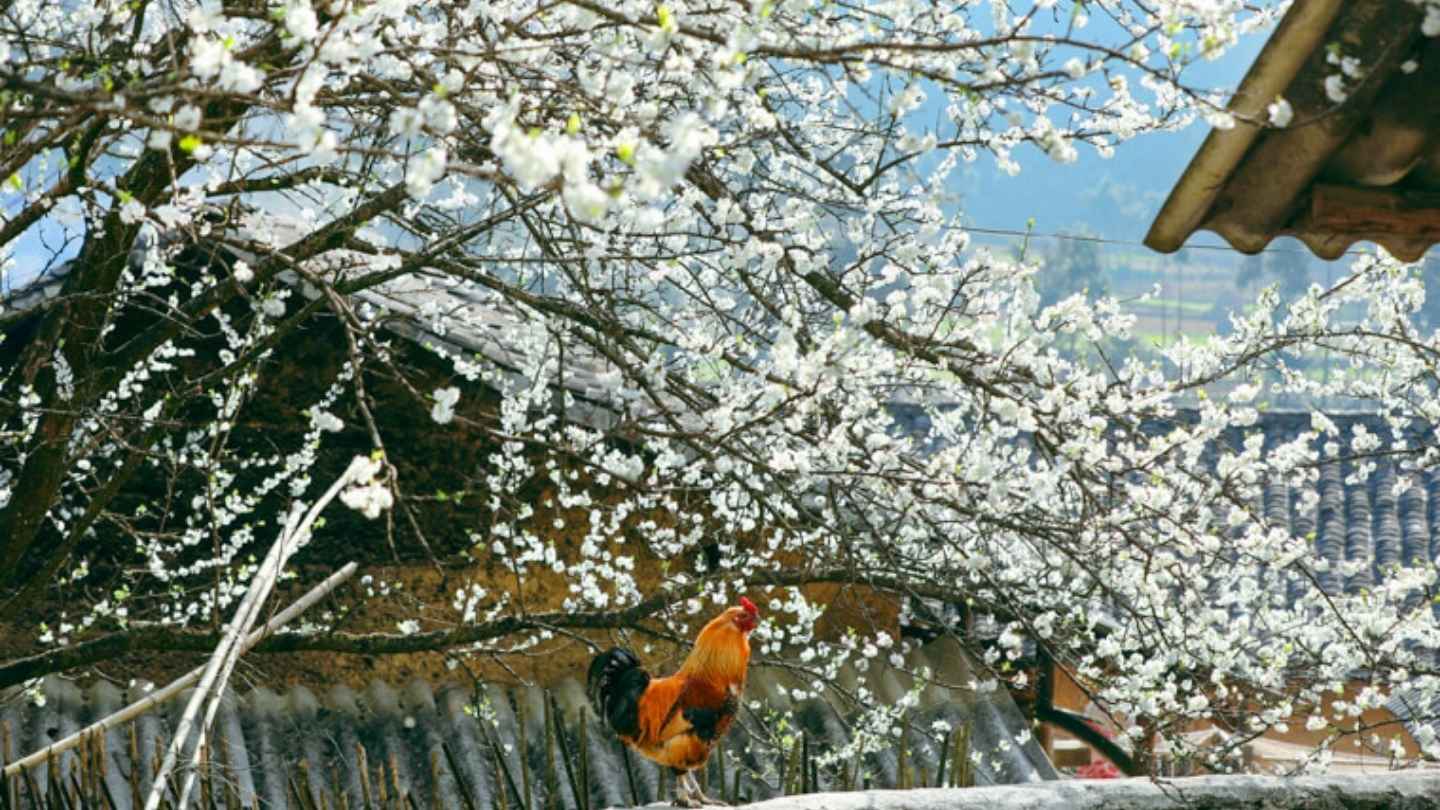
[1127,297,1216,315]
[964,234,1388,411]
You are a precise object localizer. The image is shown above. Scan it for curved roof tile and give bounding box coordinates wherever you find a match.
[1147,1,1440,261]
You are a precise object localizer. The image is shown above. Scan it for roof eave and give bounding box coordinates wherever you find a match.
[1144,1,1347,254]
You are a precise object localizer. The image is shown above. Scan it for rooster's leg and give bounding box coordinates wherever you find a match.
[682,772,728,806]
[671,770,702,809]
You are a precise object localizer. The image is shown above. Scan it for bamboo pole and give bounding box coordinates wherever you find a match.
[548,697,582,810]
[3,562,359,778]
[155,457,378,810]
[440,741,478,810]
[358,743,374,810]
[577,712,590,810]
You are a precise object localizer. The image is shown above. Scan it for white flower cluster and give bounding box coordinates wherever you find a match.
[340,455,394,519]
[431,386,461,424]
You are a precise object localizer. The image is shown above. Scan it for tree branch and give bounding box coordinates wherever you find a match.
[0,567,975,689]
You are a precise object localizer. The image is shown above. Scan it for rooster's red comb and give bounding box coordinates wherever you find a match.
[739,596,759,615]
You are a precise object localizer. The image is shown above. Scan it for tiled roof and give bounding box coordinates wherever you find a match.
[1146,0,1440,261]
[892,406,1439,603]
[0,216,635,434]
[1191,410,1437,599]
[891,405,1440,745]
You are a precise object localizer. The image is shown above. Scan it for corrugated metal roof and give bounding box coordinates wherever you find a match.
[0,641,1056,809]
[1146,0,1440,261]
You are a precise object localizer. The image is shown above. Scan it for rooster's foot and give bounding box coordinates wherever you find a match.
[672,798,703,809]
[689,785,727,806]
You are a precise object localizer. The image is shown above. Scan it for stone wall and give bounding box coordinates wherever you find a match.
[703,773,1440,810]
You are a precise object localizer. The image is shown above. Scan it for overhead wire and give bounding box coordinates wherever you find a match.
[959,224,1383,258]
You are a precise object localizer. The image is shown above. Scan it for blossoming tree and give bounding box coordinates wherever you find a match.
[3,0,1440,777]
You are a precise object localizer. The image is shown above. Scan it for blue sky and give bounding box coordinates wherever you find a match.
[955,36,1266,247]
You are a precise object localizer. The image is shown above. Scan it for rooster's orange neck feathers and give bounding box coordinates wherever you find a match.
[678,611,751,681]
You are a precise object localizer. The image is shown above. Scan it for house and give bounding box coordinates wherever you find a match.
[1114,0,1440,776]
[0,212,1061,808]
[886,398,1440,776]
[1040,412,1440,775]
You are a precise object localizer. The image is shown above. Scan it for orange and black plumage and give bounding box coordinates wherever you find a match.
[587,598,759,807]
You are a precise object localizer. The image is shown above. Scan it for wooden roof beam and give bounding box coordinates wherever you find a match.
[1286,184,1440,261]
[1304,184,1440,236]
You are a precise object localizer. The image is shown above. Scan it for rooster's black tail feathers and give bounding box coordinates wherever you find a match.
[587,647,649,738]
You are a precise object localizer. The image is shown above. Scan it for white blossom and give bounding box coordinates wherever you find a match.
[431,386,460,424]
[341,456,394,519]
[1425,7,1440,37]
[314,411,343,432]
[1266,97,1293,128]
[284,2,320,41]
[1324,74,1348,104]
[406,147,448,199]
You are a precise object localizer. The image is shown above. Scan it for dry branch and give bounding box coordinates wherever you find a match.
[147,457,381,810]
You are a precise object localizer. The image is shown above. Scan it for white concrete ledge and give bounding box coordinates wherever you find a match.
[630,772,1440,810]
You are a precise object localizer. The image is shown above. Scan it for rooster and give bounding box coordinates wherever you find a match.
[587,597,759,807]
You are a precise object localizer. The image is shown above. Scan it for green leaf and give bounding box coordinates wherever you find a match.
[615,142,636,165]
[566,112,581,135]
[178,134,202,154]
